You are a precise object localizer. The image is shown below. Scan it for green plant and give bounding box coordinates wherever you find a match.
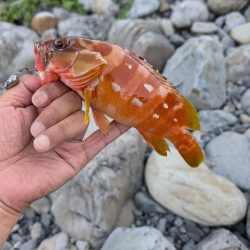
[117,0,134,19]
[0,0,85,26]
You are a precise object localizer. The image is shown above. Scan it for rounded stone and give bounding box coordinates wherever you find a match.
[145,148,247,226]
[231,23,250,44]
[208,0,248,14]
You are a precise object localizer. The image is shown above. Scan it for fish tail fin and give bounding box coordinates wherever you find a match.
[164,126,204,168]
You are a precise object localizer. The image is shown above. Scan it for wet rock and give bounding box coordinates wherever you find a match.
[206,130,250,190]
[171,1,209,28]
[109,19,174,71]
[191,22,218,34]
[163,36,226,109]
[197,229,248,250]
[231,23,250,44]
[101,227,177,250]
[58,13,114,40]
[226,45,250,82]
[37,233,68,250]
[145,149,247,226]
[31,197,50,214]
[31,11,57,34]
[207,0,249,15]
[0,22,39,83]
[51,129,146,249]
[199,110,237,133]
[242,89,250,115]
[128,0,160,18]
[225,12,246,31]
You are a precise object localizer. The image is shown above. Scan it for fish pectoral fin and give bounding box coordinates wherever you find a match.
[139,130,170,156]
[92,109,110,135]
[83,89,91,125]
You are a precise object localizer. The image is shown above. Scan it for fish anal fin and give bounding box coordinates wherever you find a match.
[140,130,169,156]
[92,109,110,135]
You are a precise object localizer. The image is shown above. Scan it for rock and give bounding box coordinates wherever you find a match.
[199,110,237,133]
[52,7,71,21]
[116,199,135,227]
[91,0,119,15]
[51,129,146,249]
[182,240,196,250]
[76,240,89,250]
[128,0,160,18]
[31,11,57,34]
[170,1,209,28]
[226,45,250,82]
[31,197,50,214]
[2,242,12,250]
[240,114,250,124]
[242,89,250,115]
[191,22,218,34]
[206,130,250,190]
[160,19,175,37]
[41,213,51,227]
[37,233,68,250]
[163,36,226,109]
[231,23,250,44]
[108,19,174,71]
[0,22,39,83]
[145,148,247,226]
[208,0,249,14]
[58,13,114,40]
[225,12,246,31]
[245,5,250,22]
[101,227,177,250]
[20,240,37,250]
[41,28,57,41]
[31,222,43,240]
[197,229,248,250]
[246,206,250,239]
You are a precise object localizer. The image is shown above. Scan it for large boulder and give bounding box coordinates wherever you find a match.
[108,19,174,71]
[163,36,226,109]
[51,129,146,249]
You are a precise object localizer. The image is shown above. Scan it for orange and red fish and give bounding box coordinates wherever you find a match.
[34,36,204,167]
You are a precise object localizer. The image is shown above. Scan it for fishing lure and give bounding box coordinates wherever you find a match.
[34,36,204,167]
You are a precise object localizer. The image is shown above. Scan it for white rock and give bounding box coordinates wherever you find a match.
[145,149,247,226]
[206,131,250,190]
[191,22,218,34]
[37,233,68,250]
[231,23,250,44]
[208,0,249,14]
[225,11,246,31]
[31,222,43,240]
[226,45,250,82]
[31,197,50,214]
[76,240,89,250]
[101,227,176,250]
[171,0,209,28]
[128,0,160,18]
[51,129,146,249]
[197,229,248,250]
[160,19,175,37]
[164,36,226,109]
[91,0,120,15]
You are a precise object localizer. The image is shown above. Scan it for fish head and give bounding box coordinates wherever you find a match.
[34,36,107,88]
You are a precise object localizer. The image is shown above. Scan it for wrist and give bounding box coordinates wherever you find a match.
[0,201,22,247]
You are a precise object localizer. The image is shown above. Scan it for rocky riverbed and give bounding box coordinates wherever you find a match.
[1,0,250,249]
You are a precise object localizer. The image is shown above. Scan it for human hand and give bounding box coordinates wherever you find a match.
[0,75,128,246]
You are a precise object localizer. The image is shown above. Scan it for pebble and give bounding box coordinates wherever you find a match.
[31,11,57,34]
[207,0,249,14]
[160,19,175,37]
[241,89,250,115]
[41,213,51,227]
[31,222,43,240]
[37,232,68,250]
[145,149,247,226]
[128,0,160,18]
[191,22,218,34]
[240,114,250,124]
[206,130,250,190]
[245,5,250,22]
[2,242,12,250]
[76,240,89,250]
[225,11,246,31]
[20,240,37,250]
[182,240,196,250]
[31,197,50,214]
[171,0,209,28]
[157,217,167,232]
[231,23,250,44]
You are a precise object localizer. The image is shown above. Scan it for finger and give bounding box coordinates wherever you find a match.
[31,91,82,137]
[32,81,70,108]
[0,75,41,108]
[33,110,87,152]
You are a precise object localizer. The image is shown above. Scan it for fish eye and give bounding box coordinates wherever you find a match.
[53,37,70,50]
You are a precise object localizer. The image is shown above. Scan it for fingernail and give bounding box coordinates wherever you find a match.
[31,122,46,137]
[33,91,48,106]
[34,135,50,151]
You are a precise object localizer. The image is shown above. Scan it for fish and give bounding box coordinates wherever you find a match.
[34,36,205,167]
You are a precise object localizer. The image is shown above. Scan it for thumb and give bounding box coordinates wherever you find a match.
[0,75,41,108]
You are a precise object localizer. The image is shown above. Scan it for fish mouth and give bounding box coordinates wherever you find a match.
[34,42,53,71]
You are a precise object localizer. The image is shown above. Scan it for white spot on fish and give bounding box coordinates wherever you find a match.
[173,103,184,111]
[144,83,154,92]
[112,82,121,92]
[153,113,160,119]
[174,118,178,122]
[159,85,168,97]
[128,64,133,70]
[132,97,143,107]
[163,103,168,109]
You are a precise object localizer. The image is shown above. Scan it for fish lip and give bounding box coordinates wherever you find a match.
[35,41,54,71]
